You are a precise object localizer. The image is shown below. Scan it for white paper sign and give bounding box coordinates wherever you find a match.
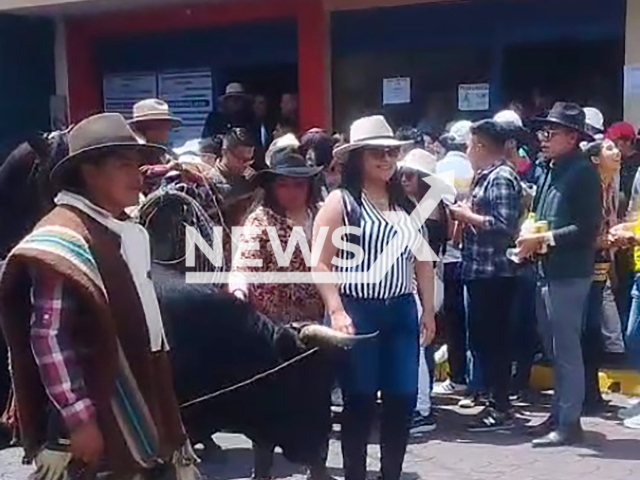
[625,65,640,97]
[103,72,158,118]
[383,77,411,105]
[159,69,213,147]
[624,65,640,129]
[458,83,490,111]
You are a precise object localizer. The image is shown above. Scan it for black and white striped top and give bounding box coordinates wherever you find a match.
[337,194,423,299]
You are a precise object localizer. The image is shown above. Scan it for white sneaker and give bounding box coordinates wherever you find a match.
[624,413,640,429]
[619,400,640,420]
[433,380,467,395]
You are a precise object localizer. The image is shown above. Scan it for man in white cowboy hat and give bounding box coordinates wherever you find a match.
[202,82,255,140]
[129,98,182,147]
[0,113,199,479]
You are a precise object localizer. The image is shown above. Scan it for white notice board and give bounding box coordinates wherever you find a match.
[458,83,490,111]
[159,69,214,147]
[624,65,640,128]
[103,72,158,118]
[383,77,411,105]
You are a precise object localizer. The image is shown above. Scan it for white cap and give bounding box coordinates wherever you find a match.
[265,133,300,167]
[583,107,604,132]
[494,109,524,128]
[448,120,473,145]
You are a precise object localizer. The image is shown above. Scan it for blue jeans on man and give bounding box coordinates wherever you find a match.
[626,273,640,368]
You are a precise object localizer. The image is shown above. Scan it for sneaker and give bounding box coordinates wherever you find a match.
[619,400,640,420]
[410,411,437,434]
[467,408,514,432]
[433,379,467,396]
[458,393,487,409]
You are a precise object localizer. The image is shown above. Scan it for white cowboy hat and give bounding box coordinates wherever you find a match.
[334,115,411,159]
[398,148,457,201]
[219,82,249,101]
[265,133,300,167]
[398,148,437,176]
[129,98,182,128]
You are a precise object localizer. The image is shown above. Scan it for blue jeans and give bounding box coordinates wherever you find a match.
[627,273,640,368]
[464,285,484,393]
[340,294,419,398]
[583,281,605,405]
[511,267,538,392]
[339,294,419,480]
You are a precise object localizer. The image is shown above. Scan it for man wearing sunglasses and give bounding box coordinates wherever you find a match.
[517,102,601,447]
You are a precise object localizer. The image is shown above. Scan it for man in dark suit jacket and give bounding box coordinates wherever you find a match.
[202,82,255,140]
[252,94,273,170]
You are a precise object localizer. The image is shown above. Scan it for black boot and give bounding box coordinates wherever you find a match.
[252,442,275,480]
[583,363,605,416]
[342,395,376,480]
[531,422,584,448]
[380,395,414,480]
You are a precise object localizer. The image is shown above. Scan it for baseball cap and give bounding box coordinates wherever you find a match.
[448,120,473,145]
[605,121,636,141]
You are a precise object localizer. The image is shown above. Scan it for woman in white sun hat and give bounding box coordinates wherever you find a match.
[398,148,451,434]
[313,115,436,480]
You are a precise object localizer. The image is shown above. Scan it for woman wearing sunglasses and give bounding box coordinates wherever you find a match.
[313,116,436,480]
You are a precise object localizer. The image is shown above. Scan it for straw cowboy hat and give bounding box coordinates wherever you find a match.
[334,115,411,159]
[129,98,182,128]
[219,82,250,101]
[50,113,165,185]
[397,148,437,176]
[531,102,594,141]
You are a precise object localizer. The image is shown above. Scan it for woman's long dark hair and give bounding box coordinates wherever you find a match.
[341,148,414,214]
[259,175,323,217]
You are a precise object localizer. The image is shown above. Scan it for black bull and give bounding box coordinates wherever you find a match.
[153,265,340,465]
[0,132,342,461]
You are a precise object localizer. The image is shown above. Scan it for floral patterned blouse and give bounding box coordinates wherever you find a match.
[231,205,325,325]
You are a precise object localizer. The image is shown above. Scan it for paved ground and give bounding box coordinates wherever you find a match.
[1,393,639,480]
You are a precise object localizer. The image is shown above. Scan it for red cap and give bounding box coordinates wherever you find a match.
[605,121,637,141]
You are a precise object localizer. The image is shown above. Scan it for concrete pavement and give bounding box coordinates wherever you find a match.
[1,395,639,480]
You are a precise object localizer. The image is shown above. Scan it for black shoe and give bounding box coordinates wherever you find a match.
[531,424,584,448]
[583,398,607,417]
[306,465,335,480]
[526,415,556,437]
[467,407,515,432]
[410,411,437,434]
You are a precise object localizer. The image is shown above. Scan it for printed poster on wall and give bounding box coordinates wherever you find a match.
[103,72,158,118]
[458,83,490,111]
[159,69,213,148]
[382,77,411,105]
[624,65,640,128]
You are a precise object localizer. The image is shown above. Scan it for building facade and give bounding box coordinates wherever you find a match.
[0,0,638,145]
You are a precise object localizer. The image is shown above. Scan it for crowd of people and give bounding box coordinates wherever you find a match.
[3,78,640,480]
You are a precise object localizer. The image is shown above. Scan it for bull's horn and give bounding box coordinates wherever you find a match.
[299,324,378,348]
